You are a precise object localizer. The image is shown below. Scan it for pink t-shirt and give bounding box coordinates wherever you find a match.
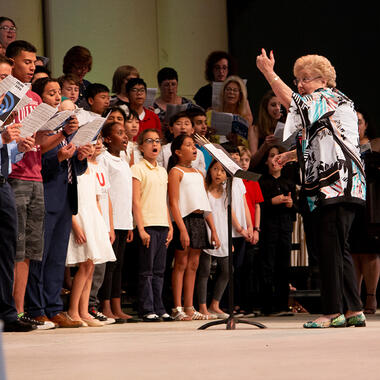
[9,90,43,182]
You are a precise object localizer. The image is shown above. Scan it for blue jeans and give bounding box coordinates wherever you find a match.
[137,226,168,316]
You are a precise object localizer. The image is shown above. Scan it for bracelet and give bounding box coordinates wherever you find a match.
[254,227,261,232]
[269,75,279,86]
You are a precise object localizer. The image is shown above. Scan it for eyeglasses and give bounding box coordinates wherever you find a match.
[0,26,17,33]
[214,65,228,71]
[130,88,146,94]
[225,87,240,94]
[144,138,161,144]
[293,76,322,86]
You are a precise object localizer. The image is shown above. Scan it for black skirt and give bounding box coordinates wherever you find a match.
[172,213,213,251]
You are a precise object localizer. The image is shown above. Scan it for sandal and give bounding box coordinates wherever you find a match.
[171,307,192,321]
[184,306,207,320]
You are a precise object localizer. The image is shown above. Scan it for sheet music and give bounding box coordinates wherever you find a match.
[209,110,249,139]
[39,110,75,131]
[0,75,30,127]
[165,103,188,122]
[144,88,157,108]
[204,143,242,175]
[14,95,32,112]
[70,117,106,147]
[210,111,233,135]
[75,108,99,127]
[274,121,296,150]
[211,82,224,109]
[19,103,58,138]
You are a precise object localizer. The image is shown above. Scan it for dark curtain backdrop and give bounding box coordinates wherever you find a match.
[226,1,379,134]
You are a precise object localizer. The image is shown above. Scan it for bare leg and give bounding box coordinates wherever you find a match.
[64,267,73,290]
[111,297,133,319]
[362,254,380,312]
[79,262,95,320]
[68,260,93,321]
[198,303,209,315]
[101,300,117,319]
[183,248,201,316]
[13,259,30,314]
[172,249,189,308]
[209,299,225,314]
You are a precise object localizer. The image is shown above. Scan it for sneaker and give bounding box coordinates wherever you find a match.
[89,307,115,325]
[18,313,55,330]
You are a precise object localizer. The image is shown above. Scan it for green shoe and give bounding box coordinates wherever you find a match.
[330,314,346,327]
[346,313,366,327]
[303,314,346,329]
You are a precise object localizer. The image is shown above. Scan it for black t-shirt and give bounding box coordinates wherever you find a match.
[259,173,296,221]
[193,83,212,110]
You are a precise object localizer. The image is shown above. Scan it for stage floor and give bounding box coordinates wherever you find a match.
[2,312,380,380]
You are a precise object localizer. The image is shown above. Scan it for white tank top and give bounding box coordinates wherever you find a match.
[172,167,211,218]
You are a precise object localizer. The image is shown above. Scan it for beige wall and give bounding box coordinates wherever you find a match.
[0,0,44,55]
[2,0,228,98]
[156,0,228,98]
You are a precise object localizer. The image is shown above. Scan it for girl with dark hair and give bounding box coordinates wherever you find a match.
[197,160,249,319]
[131,129,173,321]
[97,122,134,322]
[168,134,220,320]
[250,90,286,170]
[258,145,296,315]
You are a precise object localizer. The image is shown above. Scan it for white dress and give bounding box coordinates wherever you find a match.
[66,166,116,265]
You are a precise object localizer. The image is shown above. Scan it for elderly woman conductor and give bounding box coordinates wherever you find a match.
[256,49,366,328]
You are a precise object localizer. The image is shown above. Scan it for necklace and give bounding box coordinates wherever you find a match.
[177,163,192,168]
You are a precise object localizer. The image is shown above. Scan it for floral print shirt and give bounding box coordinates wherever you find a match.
[283,88,366,212]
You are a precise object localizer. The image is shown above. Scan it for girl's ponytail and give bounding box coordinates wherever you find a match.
[167,133,190,172]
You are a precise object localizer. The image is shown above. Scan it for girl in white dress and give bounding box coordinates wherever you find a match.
[66,144,116,327]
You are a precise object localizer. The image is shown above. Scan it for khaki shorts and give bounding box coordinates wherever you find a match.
[8,178,45,262]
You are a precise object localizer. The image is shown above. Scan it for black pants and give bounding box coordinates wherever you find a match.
[314,203,362,314]
[232,237,246,308]
[0,183,18,323]
[99,230,127,300]
[260,214,293,314]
